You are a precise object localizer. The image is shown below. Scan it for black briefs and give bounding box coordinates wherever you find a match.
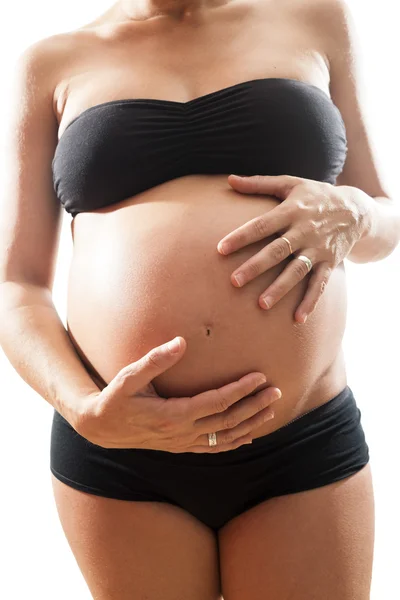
[50,384,369,531]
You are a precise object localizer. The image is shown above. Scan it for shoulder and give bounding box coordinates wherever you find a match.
[296,0,353,24]
[277,0,360,78]
[13,32,80,103]
[15,23,110,73]
[13,28,104,120]
[303,0,358,63]
[15,31,79,75]
[276,0,356,60]
[8,35,67,132]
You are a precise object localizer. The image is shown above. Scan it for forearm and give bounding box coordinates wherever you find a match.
[344,186,400,263]
[0,280,101,426]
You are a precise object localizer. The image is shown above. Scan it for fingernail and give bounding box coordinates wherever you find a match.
[272,389,282,400]
[262,296,273,309]
[233,273,246,287]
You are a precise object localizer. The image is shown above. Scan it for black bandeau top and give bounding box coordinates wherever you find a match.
[52,77,348,218]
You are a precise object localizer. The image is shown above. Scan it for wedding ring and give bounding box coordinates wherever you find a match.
[208,432,217,447]
[296,254,313,272]
[280,236,293,254]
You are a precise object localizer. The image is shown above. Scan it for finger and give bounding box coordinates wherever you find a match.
[231,234,295,287]
[227,174,302,196]
[259,250,316,310]
[116,336,187,395]
[188,433,255,453]
[199,406,275,446]
[194,385,282,436]
[203,404,276,447]
[186,372,270,421]
[217,206,291,255]
[294,263,332,324]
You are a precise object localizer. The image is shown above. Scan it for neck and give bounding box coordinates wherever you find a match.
[117,0,234,21]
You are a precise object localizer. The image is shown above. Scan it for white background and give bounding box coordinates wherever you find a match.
[0,1,398,598]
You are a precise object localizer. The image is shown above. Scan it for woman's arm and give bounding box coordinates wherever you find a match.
[0,281,101,426]
[0,36,99,428]
[322,0,400,262]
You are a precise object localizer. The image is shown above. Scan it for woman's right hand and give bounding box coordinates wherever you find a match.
[75,336,282,453]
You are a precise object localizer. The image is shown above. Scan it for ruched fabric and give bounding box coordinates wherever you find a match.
[52,77,348,217]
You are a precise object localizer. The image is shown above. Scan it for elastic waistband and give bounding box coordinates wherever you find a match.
[249,383,354,448]
[139,384,355,467]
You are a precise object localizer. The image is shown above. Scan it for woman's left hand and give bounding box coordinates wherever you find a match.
[217,174,371,323]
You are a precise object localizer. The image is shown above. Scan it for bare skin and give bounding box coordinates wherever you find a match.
[26,0,379,597]
[56,0,348,441]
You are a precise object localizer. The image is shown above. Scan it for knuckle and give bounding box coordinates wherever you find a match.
[271,242,288,261]
[247,260,261,277]
[171,433,190,448]
[288,175,302,186]
[223,412,239,430]
[234,438,247,449]
[234,233,247,247]
[213,388,231,413]
[248,175,262,191]
[157,415,175,433]
[144,350,162,369]
[293,260,308,278]
[174,401,188,423]
[267,284,280,298]
[166,398,186,420]
[221,431,235,444]
[259,399,270,411]
[253,217,268,237]
[306,180,320,194]
[157,420,169,433]
[319,180,331,192]
[293,195,307,210]
[113,368,130,388]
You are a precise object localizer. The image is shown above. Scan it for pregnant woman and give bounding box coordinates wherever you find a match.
[1,0,399,598]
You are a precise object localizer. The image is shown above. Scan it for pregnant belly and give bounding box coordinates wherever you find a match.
[66,175,348,438]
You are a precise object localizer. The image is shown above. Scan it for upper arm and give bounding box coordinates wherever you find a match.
[0,36,64,291]
[319,0,392,198]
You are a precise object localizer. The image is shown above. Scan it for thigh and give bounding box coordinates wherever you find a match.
[51,474,222,600]
[218,463,375,600]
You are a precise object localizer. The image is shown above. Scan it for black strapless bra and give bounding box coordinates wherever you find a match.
[51,77,348,218]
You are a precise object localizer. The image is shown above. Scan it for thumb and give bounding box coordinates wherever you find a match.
[114,336,187,395]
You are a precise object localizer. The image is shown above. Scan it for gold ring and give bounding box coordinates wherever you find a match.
[280,236,293,254]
